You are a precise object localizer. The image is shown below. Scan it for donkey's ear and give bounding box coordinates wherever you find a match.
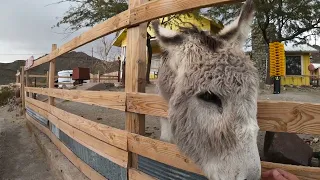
[218,0,254,45]
[151,20,184,49]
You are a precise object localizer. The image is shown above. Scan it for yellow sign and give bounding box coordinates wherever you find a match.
[269,42,285,77]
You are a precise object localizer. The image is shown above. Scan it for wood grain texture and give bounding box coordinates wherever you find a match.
[128,133,320,179]
[26,0,244,70]
[257,100,320,135]
[20,66,25,113]
[26,100,128,168]
[127,93,168,117]
[125,0,148,169]
[49,44,57,106]
[262,161,320,180]
[128,168,156,180]
[28,75,47,78]
[29,10,129,69]
[25,87,126,111]
[26,97,128,151]
[25,71,29,97]
[127,93,320,135]
[26,114,106,180]
[127,133,203,175]
[129,0,240,25]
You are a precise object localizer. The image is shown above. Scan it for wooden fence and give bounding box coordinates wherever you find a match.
[16,72,120,87]
[16,0,320,179]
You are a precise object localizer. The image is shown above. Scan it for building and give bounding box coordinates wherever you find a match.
[245,43,319,86]
[112,14,224,79]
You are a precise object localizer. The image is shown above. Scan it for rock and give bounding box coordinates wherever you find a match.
[96,117,102,120]
[105,83,114,88]
[264,132,313,166]
[313,138,319,143]
[311,158,320,167]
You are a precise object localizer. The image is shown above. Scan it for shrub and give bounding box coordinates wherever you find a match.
[0,86,15,106]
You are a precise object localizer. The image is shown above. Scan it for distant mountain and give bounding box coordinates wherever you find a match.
[0,51,120,85]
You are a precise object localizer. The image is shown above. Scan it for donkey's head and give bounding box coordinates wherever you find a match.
[153,0,260,179]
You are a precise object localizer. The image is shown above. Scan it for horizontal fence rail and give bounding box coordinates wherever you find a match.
[25,87,126,111]
[18,0,320,179]
[24,87,320,179]
[26,0,241,70]
[26,97,128,151]
[127,92,320,135]
[26,97,128,167]
[26,114,107,180]
[24,94,320,180]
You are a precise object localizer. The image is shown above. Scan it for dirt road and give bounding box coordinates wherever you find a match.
[0,106,55,180]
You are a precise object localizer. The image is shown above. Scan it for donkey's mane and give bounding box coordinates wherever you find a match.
[179,24,222,51]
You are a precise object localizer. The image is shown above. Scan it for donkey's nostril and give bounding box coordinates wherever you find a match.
[197,91,222,108]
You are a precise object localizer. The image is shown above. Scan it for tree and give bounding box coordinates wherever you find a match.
[206,0,320,83]
[91,36,121,74]
[54,0,203,84]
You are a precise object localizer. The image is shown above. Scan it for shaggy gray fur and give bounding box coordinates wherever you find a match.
[153,0,261,179]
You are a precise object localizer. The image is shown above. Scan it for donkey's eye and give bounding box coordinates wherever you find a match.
[198,92,222,108]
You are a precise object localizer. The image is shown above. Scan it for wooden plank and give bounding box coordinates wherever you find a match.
[29,10,129,69]
[257,100,320,135]
[128,133,320,180]
[26,114,106,180]
[16,70,20,83]
[49,44,57,106]
[25,70,29,97]
[26,97,128,151]
[127,93,320,135]
[26,100,128,168]
[58,119,128,168]
[127,133,203,175]
[129,168,157,180]
[125,0,148,169]
[25,87,126,111]
[20,66,25,113]
[46,71,49,87]
[129,0,240,25]
[28,75,47,78]
[26,0,244,70]
[127,93,167,117]
[262,161,320,180]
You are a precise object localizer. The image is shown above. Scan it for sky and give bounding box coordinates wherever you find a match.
[0,0,117,63]
[0,1,319,63]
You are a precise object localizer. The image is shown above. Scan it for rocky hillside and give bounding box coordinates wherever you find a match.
[0,51,120,85]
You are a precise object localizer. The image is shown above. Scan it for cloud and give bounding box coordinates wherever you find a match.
[0,0,118,63]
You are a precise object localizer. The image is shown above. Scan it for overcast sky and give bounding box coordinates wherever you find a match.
[0,0,117,63]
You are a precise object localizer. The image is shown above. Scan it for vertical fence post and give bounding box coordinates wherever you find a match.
[125,0,148,169]
[98,70,100,83]
[46,71,49,87]
[49,44,57,106]
[16,70,20,84]
[20,66,25,114]
[118,59,121,82]
[25,70,29,97]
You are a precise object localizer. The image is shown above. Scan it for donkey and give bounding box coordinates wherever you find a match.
[152,0,260,179]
